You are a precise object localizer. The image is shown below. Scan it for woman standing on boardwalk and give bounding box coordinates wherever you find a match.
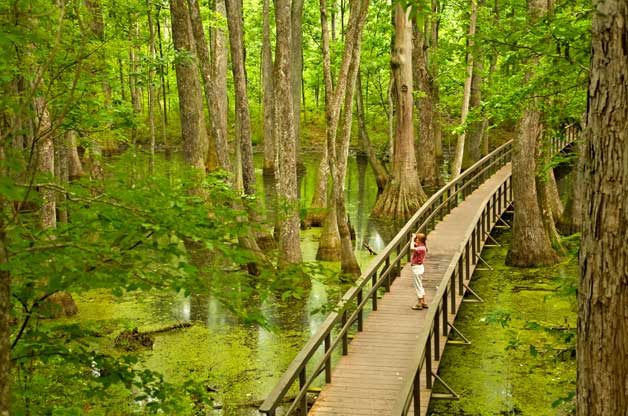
[411,233,429,310]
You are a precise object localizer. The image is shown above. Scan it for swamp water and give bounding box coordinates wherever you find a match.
[72,154,576,415]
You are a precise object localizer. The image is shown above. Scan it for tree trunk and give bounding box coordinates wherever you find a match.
[187,0,220,170]
[557,138,583,235]
[55,131,70,224]
[169,0,207,170]
[35,98,56,230]
[356,72,388,194]
[546,167,563,219]
[412,18,439,188]
[462,59,483,169]
[316,0,368,268]
[225,0,255,196]
[262,0,275,176]
[372,4,426,221]
[147,0,157,172]
[211,0,231,171]
[507,107,558,266]
[66,130,83,180]
[577,0,628,413]
[431,0,443,161]
[156,6,169,151]
[291,0,304,160]
[274,0,302,265]
[305,150,328,227]
[451,0,477,177]
[335,43,363,276]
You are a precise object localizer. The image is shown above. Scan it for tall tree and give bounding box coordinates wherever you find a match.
[147,0,157,172]
[578,0,628,414]
[291,0,305,160]
[187,0,221,170]
[262,0,275,176]
[372,3,427,221]
[356,72,388,194]
[316,0,368,274]
[451,0,477,177]
[274,0,302,265]
[169,0,207,170]
[225,0,255,194]
[210,0,231,171]
[412,12,440,187]
[506,0,558,266]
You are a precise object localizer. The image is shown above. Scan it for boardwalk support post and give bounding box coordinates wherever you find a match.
[475,255,494,271]
[485,233,501,247]
[495,216,511,229]
[430,371,460,400]
[462,283,484,303]
[446,322,471,345]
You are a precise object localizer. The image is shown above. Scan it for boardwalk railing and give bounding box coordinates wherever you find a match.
[259,126,578,416]
[394,127,579,415]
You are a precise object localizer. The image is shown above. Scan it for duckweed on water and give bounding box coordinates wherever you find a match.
[428,231,577,416]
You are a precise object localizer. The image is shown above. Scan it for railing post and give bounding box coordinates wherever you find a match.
[472,228,477,263]
[434,312,440,361]
[450,269,457,312]
[413,368,421,416]
[426,335,433,389]
[299,368,307,414]
[465,242,471,281]
[444,288,450,335]
[341,310,348,355]
[385,257,391,292]
[458,255,464,295]
[371,274,378,311]
[357,289,363,332]
[324,333,332,383]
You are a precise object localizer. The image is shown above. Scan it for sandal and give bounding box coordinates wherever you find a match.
[411,304,423,310]
[421,303,429,309]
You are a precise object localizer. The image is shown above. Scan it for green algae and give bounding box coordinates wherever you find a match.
[428,230,577,416]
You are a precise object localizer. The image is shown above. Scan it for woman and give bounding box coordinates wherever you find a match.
[410,233,429,310]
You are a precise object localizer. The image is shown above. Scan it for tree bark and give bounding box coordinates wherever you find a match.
[305,150,328,227]
[262,0,275,176]
[558,138,583,235]
[316,0,368,270]
[372,4,426,221]
[210,0,231,171]
[451,0,477,177]
[66,130,83,180]
[156,6,169,151]
[431,0,443,161]
[291,0,304,159]
[147,0,157,172]
[356,72,388,194]
[187,0,220,170]
[412,18,440,188]
[225,0,255,196]
[35,98,56,230]
[577,0,628,414]
[169,0,207,170]
[462,59,483,169]
[274,0,302,265]
[55,131,70,224]
[507,107,558,266]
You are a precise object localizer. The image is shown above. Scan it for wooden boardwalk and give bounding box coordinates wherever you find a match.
[308,164,512,416]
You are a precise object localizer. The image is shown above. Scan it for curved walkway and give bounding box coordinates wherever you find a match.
[308,164,512,416]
